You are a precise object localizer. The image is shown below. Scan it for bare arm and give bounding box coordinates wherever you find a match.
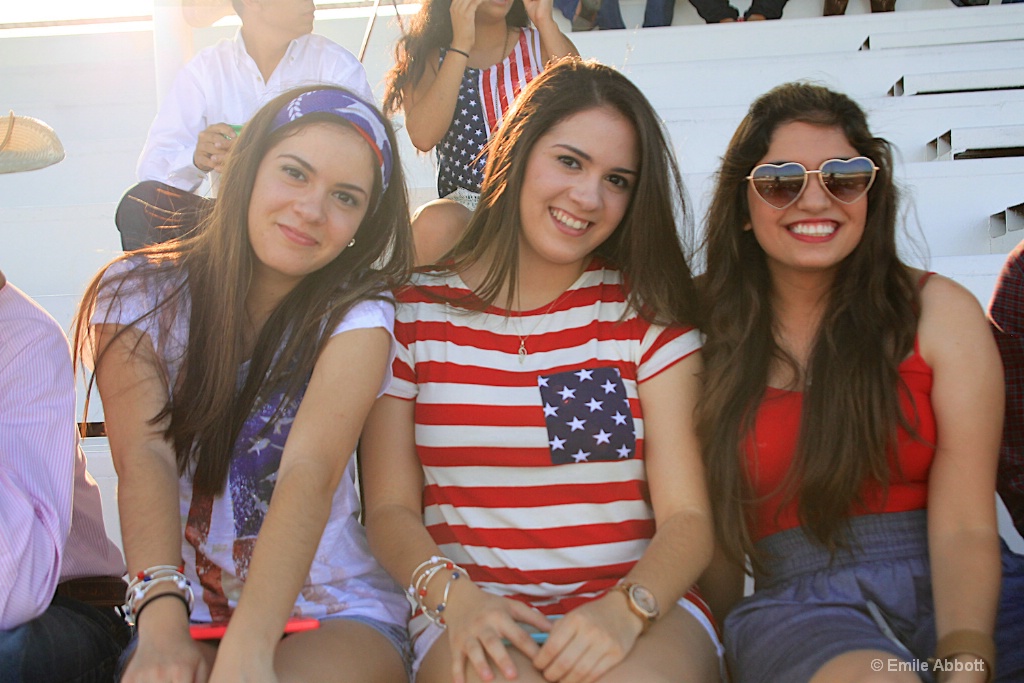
[208,327,392,682]
[95,324,212,683]
[533,351,715,683]
[402,0,486,151]
[919,275,1002,683]
[362,395,550,683]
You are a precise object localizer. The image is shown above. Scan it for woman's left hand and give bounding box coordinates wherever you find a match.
[522,0,556,29]
[531,591,643,683]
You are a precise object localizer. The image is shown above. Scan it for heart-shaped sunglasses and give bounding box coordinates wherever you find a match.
[746,156,879,209]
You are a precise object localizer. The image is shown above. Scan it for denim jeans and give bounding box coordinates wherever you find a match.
[554,0,787,28]
[997,539,1024,683]
[0,596,131,683]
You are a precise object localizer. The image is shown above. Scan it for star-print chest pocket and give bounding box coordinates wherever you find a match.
[538,366,637,465]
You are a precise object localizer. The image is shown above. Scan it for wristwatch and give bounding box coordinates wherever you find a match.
[616,582,659,633]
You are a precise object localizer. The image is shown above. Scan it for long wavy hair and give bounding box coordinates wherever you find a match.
[75,85,412,495]
[697,82,920,569]
[438,57,698,328]
[382,0,529,116]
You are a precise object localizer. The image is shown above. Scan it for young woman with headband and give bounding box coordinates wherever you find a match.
[75,85,413,682]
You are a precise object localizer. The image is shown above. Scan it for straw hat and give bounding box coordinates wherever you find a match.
[0,111,65,174]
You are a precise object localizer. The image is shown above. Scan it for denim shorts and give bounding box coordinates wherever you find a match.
[724,510,1024,683]
[116,613,412,682]
[724,511,938,683]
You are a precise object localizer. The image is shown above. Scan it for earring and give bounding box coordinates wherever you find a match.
[347,238,356,248]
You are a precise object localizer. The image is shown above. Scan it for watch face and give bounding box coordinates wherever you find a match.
[630,584,658,616]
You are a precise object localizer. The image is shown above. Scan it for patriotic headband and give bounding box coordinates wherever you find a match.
[270,89,393,195]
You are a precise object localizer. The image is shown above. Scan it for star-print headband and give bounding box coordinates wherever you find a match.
[270,89,393,195]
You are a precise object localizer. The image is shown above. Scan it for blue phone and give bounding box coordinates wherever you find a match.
[503,616,559,647]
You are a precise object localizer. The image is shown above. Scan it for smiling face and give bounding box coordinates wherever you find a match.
[517,106,639,277]
[247,121,375,292]
[746,121,868,281]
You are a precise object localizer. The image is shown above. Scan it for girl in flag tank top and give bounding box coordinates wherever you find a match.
[697,82,1013,683]
[383,0,577,266]
[363,58,723,683]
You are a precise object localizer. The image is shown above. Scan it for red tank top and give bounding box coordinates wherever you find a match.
[744,340,936,541]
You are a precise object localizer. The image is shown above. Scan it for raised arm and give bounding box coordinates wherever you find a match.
[920,275,1003,682]
[532,350,715,683]
[94,324,212,683]
[137,67,215,192]
[207,326,392,682]
[401,0,487,152]
[523,0,579,62]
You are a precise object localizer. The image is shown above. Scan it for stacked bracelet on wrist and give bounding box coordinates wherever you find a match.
[407,556,468,630]
[125,563,195,624]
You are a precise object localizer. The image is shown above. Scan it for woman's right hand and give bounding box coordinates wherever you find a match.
[448,0,485,54]
[443,580,552,683]
[122,600,212,683]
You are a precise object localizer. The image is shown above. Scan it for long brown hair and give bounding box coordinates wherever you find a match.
[442,57,699,328]
[382,0,529,116]
[75,85,412,495]
[697,82,920,568]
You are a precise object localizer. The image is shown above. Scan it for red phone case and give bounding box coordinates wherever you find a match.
[189,616,320,640]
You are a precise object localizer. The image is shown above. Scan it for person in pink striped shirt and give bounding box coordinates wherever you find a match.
[0,114,129,681]
[0,269,128,680]
[362,58,722,683]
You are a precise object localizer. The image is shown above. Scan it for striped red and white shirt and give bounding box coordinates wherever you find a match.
[389,262,703,638]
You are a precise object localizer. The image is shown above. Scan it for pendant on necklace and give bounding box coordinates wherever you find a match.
[518,340,527,363]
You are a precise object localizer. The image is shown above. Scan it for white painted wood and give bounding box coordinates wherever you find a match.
[929,124,1024,160]
[990,201,1024,237]
[890,68,1024,96]
[81,438,122,553]
[864,20,1024,50]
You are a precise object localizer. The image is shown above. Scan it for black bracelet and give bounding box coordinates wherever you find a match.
[133,591,191,628]
[447,47,470,59]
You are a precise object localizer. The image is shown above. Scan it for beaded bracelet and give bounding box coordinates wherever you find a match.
[413,564,450,607]
[126,564,185,593]
[125,564,194,618]
[423,567,463,628]
[409,556,455,598]
[407,556,468,629]
[407,557,442,599]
